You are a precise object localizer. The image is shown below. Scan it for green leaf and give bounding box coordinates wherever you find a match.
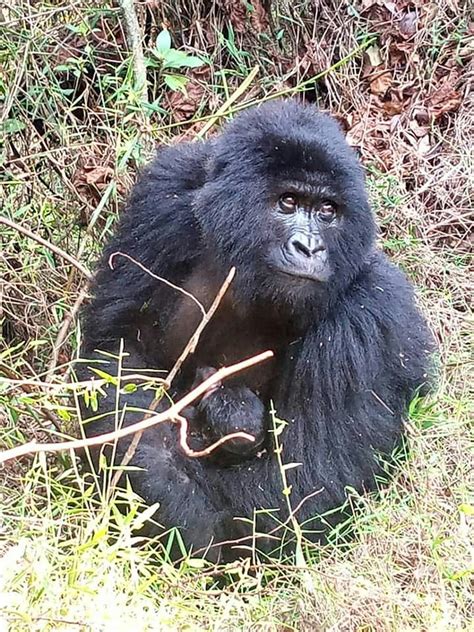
[99,452,108,471]
[2,118,26,134]
[163,73,188,93]
[162,49,204,70]
[178,55,204,68]
[156,29,171,55]
[123,382,138,393]
[91,368,118,386]
[295,544,306,567]
[90,390,98,412]
[272,419,287,436]
[56,407,71,422]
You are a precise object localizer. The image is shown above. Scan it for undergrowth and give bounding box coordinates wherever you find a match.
[0,1,472,630]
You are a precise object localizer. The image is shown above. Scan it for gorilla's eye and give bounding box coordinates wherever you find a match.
[317,201,337,222]
[279,193,298,213]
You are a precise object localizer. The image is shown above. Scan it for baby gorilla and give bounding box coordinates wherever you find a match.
[191,367,266,461]
[78,100,434,562]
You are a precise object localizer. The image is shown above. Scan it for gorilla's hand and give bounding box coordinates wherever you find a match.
[194,367,266,459]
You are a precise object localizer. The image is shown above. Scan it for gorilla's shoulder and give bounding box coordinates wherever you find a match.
[363,249,417,294]
[347,249,427,334]
[138,140,211,192]
[114,141,211,233]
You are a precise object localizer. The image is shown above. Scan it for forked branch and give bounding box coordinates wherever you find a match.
[0,351,273,465]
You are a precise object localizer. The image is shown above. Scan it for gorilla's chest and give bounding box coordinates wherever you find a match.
[199,309,291,384]
[155,267,299,392]
[183,302,294,393]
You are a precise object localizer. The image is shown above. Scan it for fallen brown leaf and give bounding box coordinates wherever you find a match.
[223,0,247,33]
[82,165,114,187]
[383,96,404,116]
[250,0,269,32]
[370,70,393,96]
[167,80,205,122]
[427,74,462,119]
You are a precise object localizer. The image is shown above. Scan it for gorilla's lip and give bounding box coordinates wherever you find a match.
[269,248,330,282]
[272,265,328,282]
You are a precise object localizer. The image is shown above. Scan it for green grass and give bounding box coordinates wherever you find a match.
[1,1,472,630]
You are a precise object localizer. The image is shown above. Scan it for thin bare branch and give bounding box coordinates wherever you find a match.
[0,351,273,465]
[0,215,92,280]
[175,414,254,458]
[165,267,236,387]
[109,252,206,315]
[45,285,90,379]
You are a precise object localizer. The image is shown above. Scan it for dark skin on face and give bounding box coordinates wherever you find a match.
[267,184,340,283]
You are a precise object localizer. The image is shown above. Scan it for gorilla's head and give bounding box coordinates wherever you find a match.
[194,100,376,308]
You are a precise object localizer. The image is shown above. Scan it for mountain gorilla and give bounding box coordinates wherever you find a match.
[78,100,434,562]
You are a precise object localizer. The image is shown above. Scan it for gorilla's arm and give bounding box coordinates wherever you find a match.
[288,254,432,415]
[276,252,434,503]
[81,141,210,355]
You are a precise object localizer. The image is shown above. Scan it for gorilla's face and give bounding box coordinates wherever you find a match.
[193,100,376,306]
[265,187,342,283]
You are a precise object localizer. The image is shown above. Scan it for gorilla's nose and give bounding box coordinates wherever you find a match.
[288,233,325,259]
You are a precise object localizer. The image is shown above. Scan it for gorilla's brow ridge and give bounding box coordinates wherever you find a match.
[275,179,338,200]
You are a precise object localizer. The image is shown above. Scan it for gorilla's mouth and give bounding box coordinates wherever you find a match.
[275,266,330,282]
[268,248,330,282]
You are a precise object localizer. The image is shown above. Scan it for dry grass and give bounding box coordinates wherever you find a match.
[0,0,472,630]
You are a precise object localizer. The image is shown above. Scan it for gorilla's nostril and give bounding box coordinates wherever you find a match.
[290,236,325,258]
[292,239,312,258]
[311,241,325,254]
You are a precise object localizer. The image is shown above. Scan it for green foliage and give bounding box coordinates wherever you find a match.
[1,118,26,134]
[0,1,471,628]
[147,29,206,94]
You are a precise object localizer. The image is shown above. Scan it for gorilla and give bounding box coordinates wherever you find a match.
[78,100,434,562]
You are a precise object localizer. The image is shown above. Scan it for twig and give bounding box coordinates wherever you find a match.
[118,0,148,102]
[165,267,236,387]
[0,215,92,280]
[0,351,273,465]
[109,252,205,315]
[175,413,254,458]
[195,66,259,138]
[45,285,90,379]
[426,209,474,234]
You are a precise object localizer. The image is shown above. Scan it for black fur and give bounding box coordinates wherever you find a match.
[78,100,434,562]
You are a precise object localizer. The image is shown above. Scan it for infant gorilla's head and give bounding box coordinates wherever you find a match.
[194,100,376,307]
